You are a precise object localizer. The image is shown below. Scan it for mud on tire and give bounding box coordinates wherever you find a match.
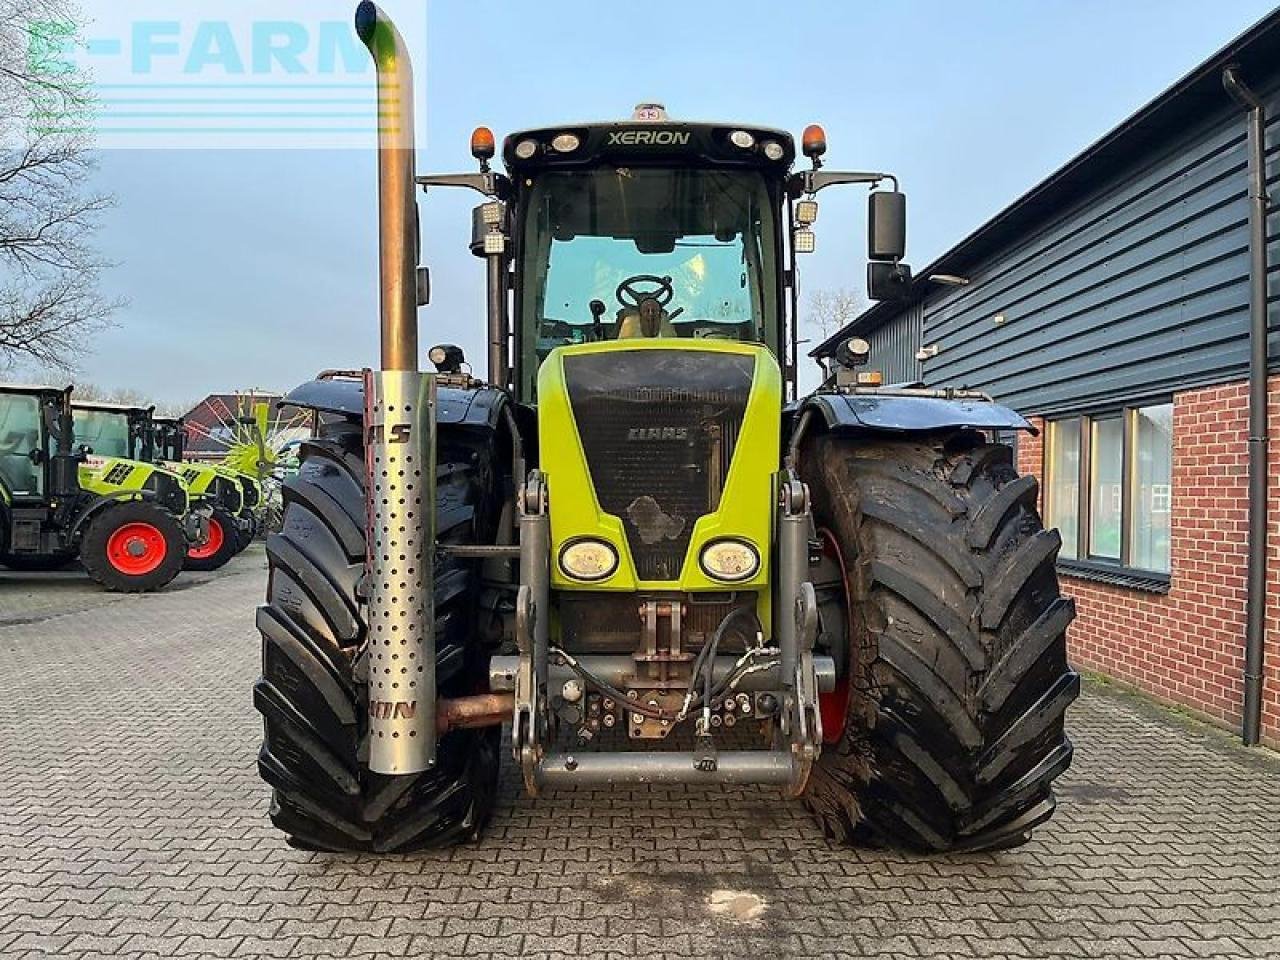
[801,429,1078,852]
[253,422,502,852]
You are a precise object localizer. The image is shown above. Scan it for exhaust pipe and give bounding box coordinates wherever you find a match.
[357,2,437,775]
[355,0,418,372]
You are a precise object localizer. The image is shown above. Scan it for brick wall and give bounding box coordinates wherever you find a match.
[1018,376,1280,748]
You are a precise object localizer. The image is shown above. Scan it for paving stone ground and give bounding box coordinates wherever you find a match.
[1,544,1278,960]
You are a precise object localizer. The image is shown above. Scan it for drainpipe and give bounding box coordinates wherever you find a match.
[1222,65,1271,747]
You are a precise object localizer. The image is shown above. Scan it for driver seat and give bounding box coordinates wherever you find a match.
[616,307,677,339]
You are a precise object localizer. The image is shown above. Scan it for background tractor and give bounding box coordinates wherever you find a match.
[0,384,192,591]
[151,414,265,553]
[72,401,247,571]
[254,2,1077,854]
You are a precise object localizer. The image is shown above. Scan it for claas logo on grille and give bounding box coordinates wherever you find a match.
[627,426,688,441]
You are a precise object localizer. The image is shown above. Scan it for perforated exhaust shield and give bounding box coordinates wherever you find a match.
[363,369,437,774]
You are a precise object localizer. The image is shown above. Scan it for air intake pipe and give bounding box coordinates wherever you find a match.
[357,2,437,774]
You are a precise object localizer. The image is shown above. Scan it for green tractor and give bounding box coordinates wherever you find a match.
[71,401,247,572]
[254,2,1077,854]
[151,414,265,555]
[0,384,194,591]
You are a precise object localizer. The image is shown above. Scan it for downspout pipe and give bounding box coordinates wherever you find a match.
[1222,65,1271,747]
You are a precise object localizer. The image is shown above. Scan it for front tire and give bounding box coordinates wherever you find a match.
[253,424,501,852]
[185,507,238,571]
[80,500,185,593]
[801,430,1078,852]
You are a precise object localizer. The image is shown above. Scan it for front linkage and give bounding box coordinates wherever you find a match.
[502,467,828,795]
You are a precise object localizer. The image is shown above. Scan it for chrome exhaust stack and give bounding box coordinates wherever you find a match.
[356,1,437,775]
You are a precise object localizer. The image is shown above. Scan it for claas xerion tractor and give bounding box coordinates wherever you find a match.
[0,384,195,590]
[254,2,1078,854]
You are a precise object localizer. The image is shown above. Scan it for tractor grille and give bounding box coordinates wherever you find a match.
[564,350,754,581]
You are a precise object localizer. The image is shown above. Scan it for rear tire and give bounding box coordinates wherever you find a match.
[253,424,502,852]
[801,430,1078,852]
[80,500,185,593]
[185,507,238,571]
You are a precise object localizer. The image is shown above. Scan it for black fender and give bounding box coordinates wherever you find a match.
[796,389,1035,436]
[284,376,511,430]
[68,489,159,538]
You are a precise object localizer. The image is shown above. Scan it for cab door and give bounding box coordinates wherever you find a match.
[0,393,46,500]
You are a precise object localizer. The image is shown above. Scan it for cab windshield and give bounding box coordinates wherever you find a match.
[518,167,778,391]
[74,409,132,459]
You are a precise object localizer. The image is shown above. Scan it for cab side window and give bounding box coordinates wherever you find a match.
[0,394,43,496]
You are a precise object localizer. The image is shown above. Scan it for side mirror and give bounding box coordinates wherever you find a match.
[867,260,912,302]
[868,190,906,262]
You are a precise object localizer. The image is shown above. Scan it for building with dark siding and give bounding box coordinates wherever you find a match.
[813,11,1280,746]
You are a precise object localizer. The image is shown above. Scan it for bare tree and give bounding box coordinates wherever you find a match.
[806,287,863,343]
[0,0,119,371]
[72,382,155,408]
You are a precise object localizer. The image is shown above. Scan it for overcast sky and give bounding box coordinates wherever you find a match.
[47,0,1280,405]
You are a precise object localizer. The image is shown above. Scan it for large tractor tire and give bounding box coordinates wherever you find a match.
[185,507,238,571]
[80,499,185,592]
[801,429,1078,853]
[253,422,502,852]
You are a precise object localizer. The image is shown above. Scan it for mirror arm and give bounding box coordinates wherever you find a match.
[417,172,511,200]
[788,170,898,198]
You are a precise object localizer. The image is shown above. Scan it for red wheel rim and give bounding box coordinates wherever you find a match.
[817,526,853,744]
[188,517,224,560]
[106,522,168,576]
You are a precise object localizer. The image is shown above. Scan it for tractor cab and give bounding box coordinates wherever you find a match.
[150,416,186,463]
[422,105,908,403]
[1,385,193,589]
[0,383,70,506]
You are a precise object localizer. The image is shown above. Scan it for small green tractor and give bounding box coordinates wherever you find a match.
[151,414,266,555]
[254,3,1077,853]
[71,401,256,572]
[0,384,196,591]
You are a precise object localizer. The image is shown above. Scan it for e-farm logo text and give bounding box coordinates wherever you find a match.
[23,1,426,150]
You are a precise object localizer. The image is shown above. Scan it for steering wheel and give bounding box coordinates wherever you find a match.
[616,274,674,309]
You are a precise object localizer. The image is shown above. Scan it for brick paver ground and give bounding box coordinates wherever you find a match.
[1,545,1278,960]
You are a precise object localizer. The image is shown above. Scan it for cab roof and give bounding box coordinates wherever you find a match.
[0,382,68,395]
[72,400,153,414]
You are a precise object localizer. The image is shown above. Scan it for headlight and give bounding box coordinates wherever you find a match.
[559,539,619,582]
[514,138,538,160]
[728,129,755,149]
[761,139,785,161]
[699,539,760,582]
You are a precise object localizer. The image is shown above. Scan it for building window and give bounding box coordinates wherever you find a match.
[1043,402,1173,576]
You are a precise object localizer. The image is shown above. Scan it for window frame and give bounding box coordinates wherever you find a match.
[1042,400,1173,591]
